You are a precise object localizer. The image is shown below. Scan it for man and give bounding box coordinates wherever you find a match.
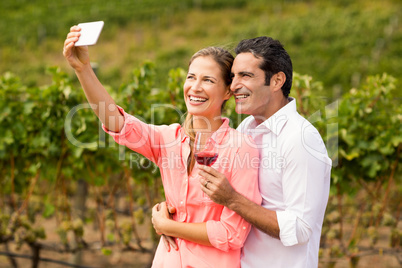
[198,36,332,267]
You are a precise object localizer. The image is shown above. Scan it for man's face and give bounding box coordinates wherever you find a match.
[231,52,272,121]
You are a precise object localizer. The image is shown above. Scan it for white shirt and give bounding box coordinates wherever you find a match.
[238,98,332,268]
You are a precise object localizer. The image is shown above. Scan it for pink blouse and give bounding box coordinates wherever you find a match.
[103,106,261,268]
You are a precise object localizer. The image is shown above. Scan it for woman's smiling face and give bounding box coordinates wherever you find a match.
[184,56,231,120]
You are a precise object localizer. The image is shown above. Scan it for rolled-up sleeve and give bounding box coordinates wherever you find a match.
[277,211,313,246]
[206,137,262,251]
[277,124,331,246]
[102,106,180,164]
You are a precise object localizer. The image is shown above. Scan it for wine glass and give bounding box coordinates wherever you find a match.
[194,132,218,166]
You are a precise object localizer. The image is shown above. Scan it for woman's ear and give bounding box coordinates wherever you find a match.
[271,72,286,92]
[223,86,232,100]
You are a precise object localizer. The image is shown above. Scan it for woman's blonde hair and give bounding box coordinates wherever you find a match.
[182,47,234,174]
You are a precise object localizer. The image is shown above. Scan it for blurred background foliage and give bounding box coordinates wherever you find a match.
[0,0,401,267]
[1,0,401,100]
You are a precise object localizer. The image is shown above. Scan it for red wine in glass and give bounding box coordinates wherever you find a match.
[194,151,218,166]
[194,132,218,166]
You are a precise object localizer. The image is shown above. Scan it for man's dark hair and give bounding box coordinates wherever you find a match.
[235,36,293,97]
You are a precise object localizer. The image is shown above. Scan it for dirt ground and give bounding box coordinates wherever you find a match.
[0,216,155,268]
[0,218,400,268]
[318,224,401,268]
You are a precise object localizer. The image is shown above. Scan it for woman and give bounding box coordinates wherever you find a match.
[63,25,261,267]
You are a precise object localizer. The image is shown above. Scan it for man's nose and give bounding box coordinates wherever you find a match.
[230,76,240,92]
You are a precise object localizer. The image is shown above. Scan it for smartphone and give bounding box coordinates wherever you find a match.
[74,21,104,47]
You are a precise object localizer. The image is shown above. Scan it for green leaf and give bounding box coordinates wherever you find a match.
[367,162,382,178]
[1,129,14,145]
[379,145,394,155]
[101,247,112,256]
[344,151,360,161]
[43,203,55,218]
[391,135,402,147]
[94,177,105,186]
[340,128,355,146]
[106,233,115,242]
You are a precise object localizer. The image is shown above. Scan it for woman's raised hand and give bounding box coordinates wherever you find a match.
[62,25,124,133]
[63,26,90,71]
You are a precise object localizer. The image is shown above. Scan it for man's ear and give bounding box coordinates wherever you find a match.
[271,72,286,92]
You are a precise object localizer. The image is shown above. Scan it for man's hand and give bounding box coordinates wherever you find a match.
[152,202,178,252]
[162,234,178,252]
[167,204,176,215]
[198,165,237,207]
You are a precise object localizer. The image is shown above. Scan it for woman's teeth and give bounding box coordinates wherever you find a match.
[190,96,207,102]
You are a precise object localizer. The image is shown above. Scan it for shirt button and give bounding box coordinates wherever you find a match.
[180,201,184,205]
